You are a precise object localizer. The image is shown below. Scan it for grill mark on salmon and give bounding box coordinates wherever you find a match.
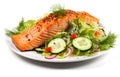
[11,10,99,51]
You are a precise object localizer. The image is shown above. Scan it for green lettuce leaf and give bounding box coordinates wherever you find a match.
[99,32,117,50]
[5,18,35,36]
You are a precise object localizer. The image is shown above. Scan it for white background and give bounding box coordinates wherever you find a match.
[0,0,120,77]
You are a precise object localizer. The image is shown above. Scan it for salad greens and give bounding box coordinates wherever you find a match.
[5,18,35,36]
[35,17,116,58]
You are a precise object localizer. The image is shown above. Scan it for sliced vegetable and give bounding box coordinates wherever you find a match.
[45,47,52,53]
[48,38,66,53]
[71,33,77,39]
[35,48,45,52]
[72,37,92,51]
[45,54,57,59]
[64,47,73,58]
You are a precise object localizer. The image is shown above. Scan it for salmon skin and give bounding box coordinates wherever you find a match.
[11,10,99,51]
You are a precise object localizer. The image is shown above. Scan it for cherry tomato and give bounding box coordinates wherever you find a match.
[71,33,77,39]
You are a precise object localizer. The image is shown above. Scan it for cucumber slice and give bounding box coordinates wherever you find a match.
[72,37,92,51]
[48,38,66,53]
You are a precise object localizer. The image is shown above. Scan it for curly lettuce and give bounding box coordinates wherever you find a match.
[5,18,35,36]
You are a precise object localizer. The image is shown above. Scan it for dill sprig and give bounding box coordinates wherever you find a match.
[51,4,66,17]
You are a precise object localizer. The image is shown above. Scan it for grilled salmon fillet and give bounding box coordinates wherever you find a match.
[11,10,99,51]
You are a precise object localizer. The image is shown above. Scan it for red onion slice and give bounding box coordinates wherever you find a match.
[92,45,99,52]
[64,47,73,58]
[45,54,57,59]
[98,23,105,29]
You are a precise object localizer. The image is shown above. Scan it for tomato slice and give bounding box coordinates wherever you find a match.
[94,31,101,37]
[45,47,52,53]
[71,33,77,39]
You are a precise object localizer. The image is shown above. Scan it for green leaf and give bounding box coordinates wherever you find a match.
[5,29,17,36]
[5,18,36,36]
[16,18,24,32]
[24,20,35,30]
[100,32,116,45]
[99,32,117,50]
[99,44,110,51]
[16,18,35,33]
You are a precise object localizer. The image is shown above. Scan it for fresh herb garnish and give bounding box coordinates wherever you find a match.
[51,4,66,17]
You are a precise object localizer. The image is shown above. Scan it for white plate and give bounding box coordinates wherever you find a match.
[6,37,108,63]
